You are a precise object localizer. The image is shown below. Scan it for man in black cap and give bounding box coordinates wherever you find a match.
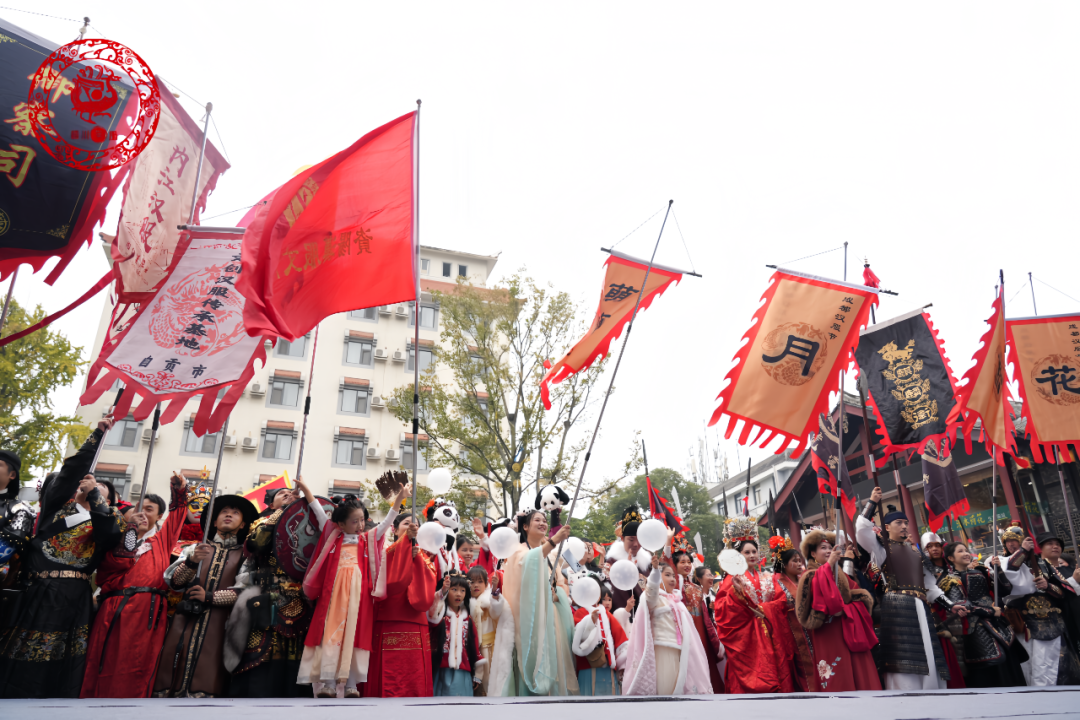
[152,493,257,698]
[856,487,950,690]
[0,449,33,589]
[1004,531,1080,686]
[224,476,325,698]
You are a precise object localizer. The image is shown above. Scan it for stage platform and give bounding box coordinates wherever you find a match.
[2,687,1077,720]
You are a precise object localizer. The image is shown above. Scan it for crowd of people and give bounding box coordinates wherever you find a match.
[1,421,1079,699]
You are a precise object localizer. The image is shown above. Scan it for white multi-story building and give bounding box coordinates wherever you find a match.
[708,450,799,519]
[76,242,500,506]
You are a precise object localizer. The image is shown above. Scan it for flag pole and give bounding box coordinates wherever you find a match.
[991,456,999,603]
[410,99,422,522]
[745,457,752,516]
[0,268,19,340]
[552,200,674,575]
[1027,278,1079,559]
[89,388,125,473]
[294,324,320,478]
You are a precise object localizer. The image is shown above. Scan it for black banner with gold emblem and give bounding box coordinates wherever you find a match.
[854,309,962,464]
[921,441,970,533]
[0,18,133,282]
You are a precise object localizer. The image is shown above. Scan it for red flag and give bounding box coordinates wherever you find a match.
[540,251,681,409]
[862,262,881,289]
[237,112,416,342]
[111,84,230,303]
[955,288,1017,464]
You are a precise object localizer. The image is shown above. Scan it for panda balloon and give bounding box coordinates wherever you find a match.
[536,484,570,538]
[425,497,463,574]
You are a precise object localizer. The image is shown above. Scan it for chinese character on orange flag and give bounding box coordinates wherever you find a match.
[237,111,416,342]
[1005,313,1080,464]
[955,288,1017,465]
[539,251,682,409]
[708,268,878,456]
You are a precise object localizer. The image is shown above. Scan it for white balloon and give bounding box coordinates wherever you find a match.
[637,518,668,552]
[610,559,641,591]
[417,521,447,555]
[571,576,601,607]
[426,467,452,495]
[565,536,586,562]
[718,548,749,576]
[488,526,520,560]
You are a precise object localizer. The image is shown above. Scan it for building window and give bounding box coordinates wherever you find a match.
[421,258,430,275]
[95,473,129,500]
[104,418,141,449]
[334,436,367,468]
[275,335,307,358]
[261,429,295,461]
[349,307,378,323]
[442,262,451,278]
[402,442,429,472]
[183,427,220,455]
[339,386,370,416]
[268,377,302,408]
[458,264,467,278]
[408,302,438,330]
[753,486,762,505]
[407,346,434,373]
[345,337,375,367]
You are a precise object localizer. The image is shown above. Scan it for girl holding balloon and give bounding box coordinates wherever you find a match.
[570,575,630,695]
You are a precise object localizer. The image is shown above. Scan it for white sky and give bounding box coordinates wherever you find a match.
[9,2,1080,494]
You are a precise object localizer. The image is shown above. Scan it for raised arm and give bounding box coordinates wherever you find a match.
[40,418,113,521]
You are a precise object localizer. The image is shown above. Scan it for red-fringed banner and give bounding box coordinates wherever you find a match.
[955,289,1017,464]
[81,233,268,436]
[921,441,970,533]
[1006,313,1080,464]
[540,251,681,409]
[854,309,963,464]
[708,268,878,456]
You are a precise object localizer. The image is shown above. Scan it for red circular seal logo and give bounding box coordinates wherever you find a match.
[28,38,160,171]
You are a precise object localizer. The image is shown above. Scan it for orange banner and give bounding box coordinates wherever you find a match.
[540,253,681,409]
[709,269,878,455]
[1006,313,1080,463]
[242,471,293,512]
[956,291,1016,464]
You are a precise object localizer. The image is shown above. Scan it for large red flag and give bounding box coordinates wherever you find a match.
[237,112,416,341]
[540,251,681,409]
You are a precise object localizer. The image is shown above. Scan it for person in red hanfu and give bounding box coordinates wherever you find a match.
[571,577,629,695]
[712,516,795,694]
[299,485,407,698]
[81,472,190,698]
[427,571,486,696]
[795,529,881,692]
[364,510,438,697]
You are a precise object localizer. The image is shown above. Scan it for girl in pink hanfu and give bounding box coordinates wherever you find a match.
[298,485,409,698]
[622,553,713,696]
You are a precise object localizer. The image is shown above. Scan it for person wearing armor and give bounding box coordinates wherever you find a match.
[855,488,949,690]
[922,531,966,687]
[0,420,122,698]
[1002,529,1080,686]
[937,541,1027,687]
[224,477,326,698]
[81,472,190,697]
[152,494,257,698]
[0,450,34,602]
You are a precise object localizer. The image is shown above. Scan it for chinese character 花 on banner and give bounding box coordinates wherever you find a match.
[81,234,268,436]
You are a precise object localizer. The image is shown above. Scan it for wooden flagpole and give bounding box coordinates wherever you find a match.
[552,200,674,576]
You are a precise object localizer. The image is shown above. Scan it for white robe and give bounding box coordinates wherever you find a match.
[856,515,944,690]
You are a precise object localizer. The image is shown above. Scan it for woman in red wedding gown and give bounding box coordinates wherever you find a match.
[713,517,795,694]
[670,536,725,693]
[795,529,881,692]
[768,536,818,692]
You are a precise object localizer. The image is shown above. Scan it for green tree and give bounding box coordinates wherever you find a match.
[0,298,89,484]
[594,467,723,571]
[388,273,609,517]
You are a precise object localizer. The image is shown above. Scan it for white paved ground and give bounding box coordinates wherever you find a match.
[2,687,1077,720]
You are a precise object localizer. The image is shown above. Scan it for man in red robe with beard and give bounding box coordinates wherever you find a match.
[365,512,437,697]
